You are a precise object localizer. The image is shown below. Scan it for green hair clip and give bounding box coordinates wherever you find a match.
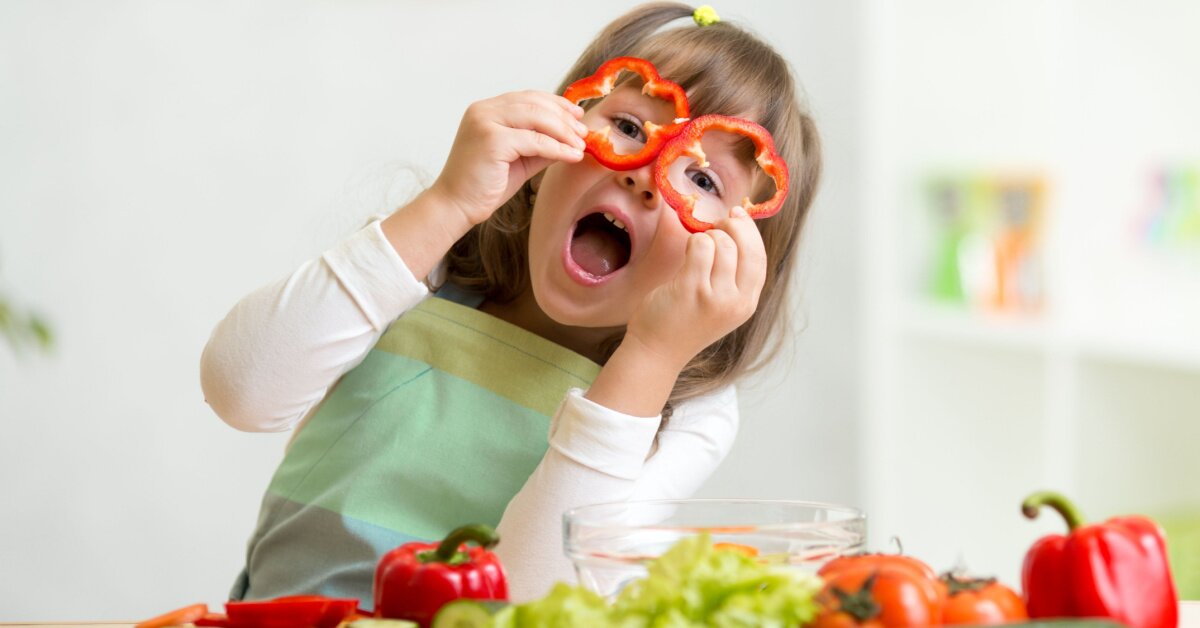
[693,5,720,27]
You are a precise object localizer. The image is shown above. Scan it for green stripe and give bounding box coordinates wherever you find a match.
[270,352,568,540]
[375,298,601,416]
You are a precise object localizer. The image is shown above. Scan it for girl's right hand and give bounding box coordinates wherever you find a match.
[430,91,589,226]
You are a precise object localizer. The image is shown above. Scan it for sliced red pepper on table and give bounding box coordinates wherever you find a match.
[225,595,359,628]
[134,603,209,628]
[374,523,508,628]
[562,56,690,171]
[178,595,359,628]
[1021,490,1179,628]
[652,114,790,233]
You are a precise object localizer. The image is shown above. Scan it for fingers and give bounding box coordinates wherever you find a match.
[682,231,717,293]
[714,206,768,296]
[706,227,739,295]
[489,91,588,154]
[503,127,585,165]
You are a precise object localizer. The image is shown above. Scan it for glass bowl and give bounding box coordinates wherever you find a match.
[563,498,867,600]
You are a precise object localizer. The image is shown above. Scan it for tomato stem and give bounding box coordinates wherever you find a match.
[940,572,997,596]
[832,573,882,622]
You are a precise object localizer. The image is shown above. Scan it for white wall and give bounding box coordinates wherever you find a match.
[0,1,864,620]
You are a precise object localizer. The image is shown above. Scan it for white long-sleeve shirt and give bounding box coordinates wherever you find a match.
[200,219,739,602]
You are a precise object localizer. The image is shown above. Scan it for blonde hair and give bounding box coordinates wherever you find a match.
[444,2,822,415]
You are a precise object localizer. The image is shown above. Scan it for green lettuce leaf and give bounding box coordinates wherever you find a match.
[497,533,822,627]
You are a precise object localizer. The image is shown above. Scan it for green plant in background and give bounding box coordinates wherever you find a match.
[1160,512,1200,600]
[0,258,53,355]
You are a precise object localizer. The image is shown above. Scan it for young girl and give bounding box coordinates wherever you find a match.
[200,1,822,607]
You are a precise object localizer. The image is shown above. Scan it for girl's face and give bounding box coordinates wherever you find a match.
[527,84,757,329]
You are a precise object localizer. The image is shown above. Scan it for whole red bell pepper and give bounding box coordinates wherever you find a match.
[374,523,508,627]
[1021,491,1179,628]
[653,114,790,233]
[563,56,690,171]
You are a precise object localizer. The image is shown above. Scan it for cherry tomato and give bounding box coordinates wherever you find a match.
[820,552,938,583]
[817,565,944,627]
[811,609,886,628]
[939,573,1028,625]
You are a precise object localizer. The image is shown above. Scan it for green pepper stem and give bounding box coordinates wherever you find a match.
[433,524,499,562]
[1022,491,1086,531]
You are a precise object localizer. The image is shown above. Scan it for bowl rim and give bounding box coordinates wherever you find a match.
[562,497,866,532]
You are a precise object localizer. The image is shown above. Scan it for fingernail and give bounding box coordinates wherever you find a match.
[574,120,589,135]
[731,205,748,218]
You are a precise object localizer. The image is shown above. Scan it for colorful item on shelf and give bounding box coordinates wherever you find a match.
[1021,491,1179,628]
[926,177,972,304]
[922,172,1046,312]
[1136,165,1200,252]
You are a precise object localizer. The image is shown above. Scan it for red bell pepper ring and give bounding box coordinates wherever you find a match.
[1021,491,1179,628]
[653,114,790,233]
[374,523,508,628]
[562,56,690,171]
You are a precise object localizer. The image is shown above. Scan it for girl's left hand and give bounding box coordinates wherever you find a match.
[624,206,768,371]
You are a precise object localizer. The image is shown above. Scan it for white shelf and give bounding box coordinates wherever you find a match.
[900,300,1200,372]
[900,301,1048,353]
[1073,330,1200,373]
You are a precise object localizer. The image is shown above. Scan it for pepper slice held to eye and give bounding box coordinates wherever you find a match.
[562,56,690,171]
[654,114,790,233]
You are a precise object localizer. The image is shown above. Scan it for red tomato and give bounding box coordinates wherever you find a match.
[816,564,944,627]
[939,574,1028,625]
[811,610,886,628]
[820,553,939,583]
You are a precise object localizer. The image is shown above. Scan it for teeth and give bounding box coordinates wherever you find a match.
[602,212,628,232]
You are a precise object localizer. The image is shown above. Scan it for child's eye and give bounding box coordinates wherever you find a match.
[611,113,646,142]
[688,168,724,197]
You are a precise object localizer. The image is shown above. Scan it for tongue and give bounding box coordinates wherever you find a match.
[570,229,624,277]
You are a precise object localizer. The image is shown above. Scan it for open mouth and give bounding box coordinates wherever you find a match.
[568,211,632,280]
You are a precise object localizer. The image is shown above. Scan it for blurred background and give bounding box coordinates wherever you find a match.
[1,0,1197,621]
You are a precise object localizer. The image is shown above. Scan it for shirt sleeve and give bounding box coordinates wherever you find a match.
[199,219,429,432]
[494,385,739,602]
